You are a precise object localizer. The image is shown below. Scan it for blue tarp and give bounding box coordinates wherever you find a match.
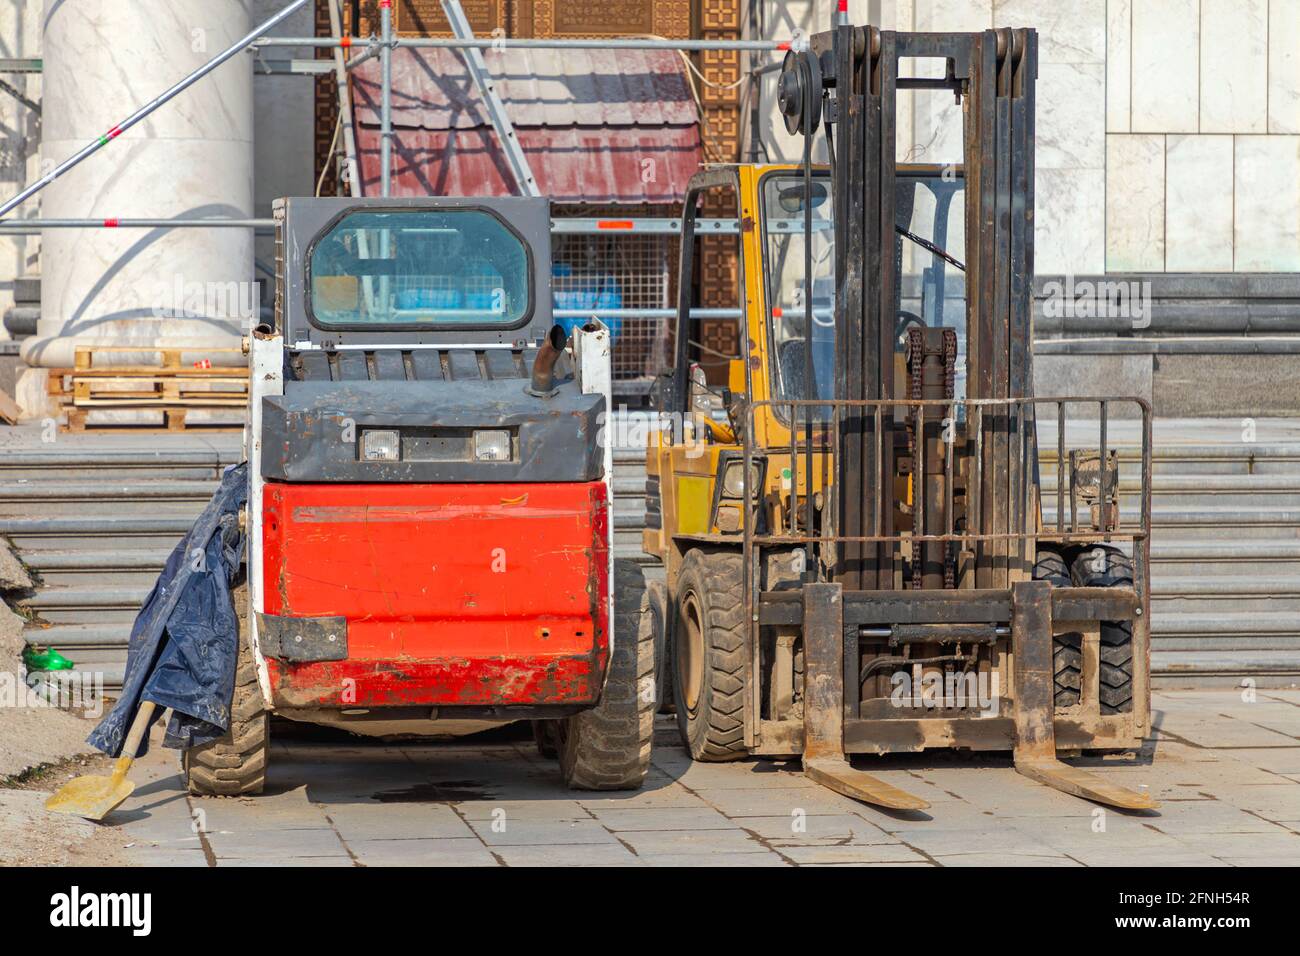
[88,463,249,758]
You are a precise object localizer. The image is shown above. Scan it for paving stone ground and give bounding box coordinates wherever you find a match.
[93,690,1300,867]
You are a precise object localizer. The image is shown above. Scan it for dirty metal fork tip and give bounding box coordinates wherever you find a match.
[804,756,931,812]
[1014,756,1160,811]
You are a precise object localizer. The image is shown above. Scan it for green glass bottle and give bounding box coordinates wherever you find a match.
[21,645,75,671]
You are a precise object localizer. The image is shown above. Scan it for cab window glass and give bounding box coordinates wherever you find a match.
[761,176,835,407]
[309,209,530,328]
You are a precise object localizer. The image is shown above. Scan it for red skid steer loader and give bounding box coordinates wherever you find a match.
[182,196,658,794]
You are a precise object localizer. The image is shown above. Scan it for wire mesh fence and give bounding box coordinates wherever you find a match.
[551,204,679,395]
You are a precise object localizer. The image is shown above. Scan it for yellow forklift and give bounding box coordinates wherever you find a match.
[644,25,1157,812]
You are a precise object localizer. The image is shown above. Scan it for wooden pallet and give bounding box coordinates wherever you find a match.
[64,406,244,433]
[71,376,248,406]
[72,344,245,371]
[48,344,251,432]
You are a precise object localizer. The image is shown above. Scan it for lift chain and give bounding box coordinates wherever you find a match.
[941,328,957,589]
[904,327,960,589]
[907,328,925,588]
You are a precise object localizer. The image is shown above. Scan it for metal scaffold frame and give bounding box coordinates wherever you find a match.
[0,0,789,383]
[0,0,795,221]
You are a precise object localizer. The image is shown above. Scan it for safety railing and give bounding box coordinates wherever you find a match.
[740,395,1153,560]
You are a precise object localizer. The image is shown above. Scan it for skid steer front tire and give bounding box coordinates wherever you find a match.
[183,583,269,796]
[672,549,747,761]
[558,560,656,790]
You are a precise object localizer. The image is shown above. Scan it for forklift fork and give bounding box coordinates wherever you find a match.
[802,583,930,812]
[1011,581,1158,811]
[799,582,1157,813]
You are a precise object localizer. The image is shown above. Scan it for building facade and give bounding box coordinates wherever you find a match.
[1,1,1297,415]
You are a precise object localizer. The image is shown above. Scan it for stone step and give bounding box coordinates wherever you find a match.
[1043,505,1300,538]
[1150,610,1300,639]
[21,547,174,571]
[1041,473,1300,507]
[0,479,219,500]
[24,623,134,648]
[0,514,200,552]
[19,584,151,611]
[1148,539,1300,575]
[1151,652,1300,689]
[25,666,126,691]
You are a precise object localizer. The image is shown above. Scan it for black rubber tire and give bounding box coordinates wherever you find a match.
[1071,545,1135,715]
[183,583,269,796]
[646,578,673,714]
[1034,549,1081,709]
[531,720,558,759]
[672,549,747,761]
[558,559,656,790]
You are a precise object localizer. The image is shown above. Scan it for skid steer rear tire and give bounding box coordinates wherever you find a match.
[672,549,747,761]
[1034,549,1081,709]
[183,583,269,796]
[558,559,656,790]
[1071,545,1135,715]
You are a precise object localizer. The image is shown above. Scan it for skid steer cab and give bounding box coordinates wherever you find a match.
[181,196,658,797]
[647,26,1159,814]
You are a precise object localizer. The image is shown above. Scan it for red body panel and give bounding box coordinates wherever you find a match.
[260,481,610,708]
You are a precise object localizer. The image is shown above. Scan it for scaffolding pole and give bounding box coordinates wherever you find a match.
[254,36,801,53]
[327,0,362,198]
[380,0,393,196]
[441,0,539,197]
[0,219,275,234]
[0,0,311,221]
[0,217,754,235]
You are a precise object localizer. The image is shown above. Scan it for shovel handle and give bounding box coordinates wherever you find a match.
[122,700,157,760]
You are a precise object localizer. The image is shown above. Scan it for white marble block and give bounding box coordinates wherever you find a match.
[1270,0,1300,134]
[907,89,965,167]
[1105,134,1165,272]
[1038,166,1106,274]
[1165,135,1234,272]
[914,0,993,32]
[1037,62,1106,171]
[993,0,1105,64]
[1200,0,1269,134]
[1234,135,1300,271]
[1131,0,1200,133]
[1106,0,1133,133]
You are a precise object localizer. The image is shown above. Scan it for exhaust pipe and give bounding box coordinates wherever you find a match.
[528,324,568,397]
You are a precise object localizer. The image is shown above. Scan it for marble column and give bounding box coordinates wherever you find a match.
[20,0,254,375]
[0,0,42,343]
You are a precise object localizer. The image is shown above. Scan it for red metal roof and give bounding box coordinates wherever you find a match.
[351,48,702,203]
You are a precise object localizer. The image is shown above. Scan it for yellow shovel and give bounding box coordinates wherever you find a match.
[46,700,156,821]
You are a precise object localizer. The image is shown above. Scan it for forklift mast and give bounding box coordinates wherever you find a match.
[647,23,1154,814]
[746,26,1157,810]
[784,25,1039,590]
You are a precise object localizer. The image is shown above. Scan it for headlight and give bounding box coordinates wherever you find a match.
[721,459,762,498]
[474,429,511,462]
[361,429,400,461]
